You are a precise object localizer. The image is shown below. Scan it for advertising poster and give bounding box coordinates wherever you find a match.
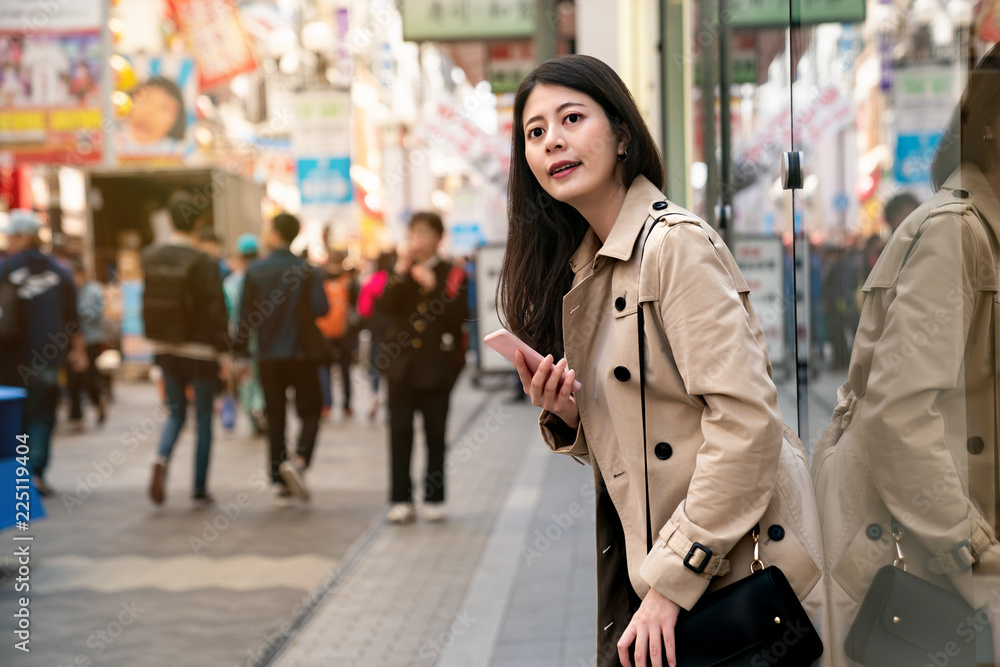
[893,66,958,187]
[115,56,197,164]
[0,0,103,164]
[291,91,353,213]
[167,0,257,90]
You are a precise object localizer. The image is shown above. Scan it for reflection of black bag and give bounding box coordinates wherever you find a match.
[845,522,992,666]
[296,270,334,365]
[0,271,24,346]
[632,222,823,666]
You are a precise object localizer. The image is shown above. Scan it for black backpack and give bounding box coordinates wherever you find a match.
[141,246,201,344]
[0,269,24,347]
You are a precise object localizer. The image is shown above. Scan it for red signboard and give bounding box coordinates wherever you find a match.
[167,0,257,90]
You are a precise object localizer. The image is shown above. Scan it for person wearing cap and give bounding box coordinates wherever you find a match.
[223,233,266,434]
[0,209,87,496]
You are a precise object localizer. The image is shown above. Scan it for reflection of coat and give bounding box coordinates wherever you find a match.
[811,164,1000,666]
[537,176,828,665]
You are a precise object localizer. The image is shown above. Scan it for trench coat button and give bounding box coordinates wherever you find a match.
[417,303,427,314]
[615,296,626,311]
[968,436,985,454]
[614,366,630,382]
[866,523,883,540]
[768,525,785,541]
[412,339,423,349]
[414,320,426,332]
[654,442,672,460]
[953,189,971,199]
[652,200,669,210]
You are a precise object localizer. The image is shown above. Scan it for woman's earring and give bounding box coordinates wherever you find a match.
[617,149,628,162]
[986,126,994,141]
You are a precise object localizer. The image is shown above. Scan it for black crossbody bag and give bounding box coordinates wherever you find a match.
[630,221,823,666]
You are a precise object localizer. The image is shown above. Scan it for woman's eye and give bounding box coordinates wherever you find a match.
[528,127,543,139]
[566,113,581,123]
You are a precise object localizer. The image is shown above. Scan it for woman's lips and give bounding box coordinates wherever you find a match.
[551,163,581,179]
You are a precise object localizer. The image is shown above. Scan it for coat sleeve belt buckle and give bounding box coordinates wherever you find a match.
[952,540,978,571]
[684,542,713,573]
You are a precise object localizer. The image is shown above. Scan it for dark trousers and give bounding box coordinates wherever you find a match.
[67,343,106,419]
[0,367,59,479]
[319,337,352,410]
[259,359,322,484]
[387,378,450,504]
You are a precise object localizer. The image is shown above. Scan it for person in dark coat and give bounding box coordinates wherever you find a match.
[374,212,468,524]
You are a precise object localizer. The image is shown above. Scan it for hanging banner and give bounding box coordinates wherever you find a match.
[167,0,257,90]
[0,0,103,165]
[114,56,198,164]
[291,91,352,208]
[729,0,865,27]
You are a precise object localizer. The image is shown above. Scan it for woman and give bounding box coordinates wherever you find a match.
[499,54,827,667]
[812,46,1000,666]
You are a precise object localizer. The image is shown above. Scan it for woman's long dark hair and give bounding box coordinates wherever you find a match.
[931,44,1000,191]
[498,55,665,356]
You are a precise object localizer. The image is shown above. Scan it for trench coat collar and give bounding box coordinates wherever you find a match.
[944,163,1000,241]
[567,175,665,274]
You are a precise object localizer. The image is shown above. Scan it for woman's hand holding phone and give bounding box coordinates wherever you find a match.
[513,350,580,430]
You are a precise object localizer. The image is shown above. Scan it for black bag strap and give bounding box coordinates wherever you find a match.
[637,220,658,553]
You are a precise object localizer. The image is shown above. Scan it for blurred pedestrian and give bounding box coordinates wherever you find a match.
[315,253,359,419]
[67,259,108,431]
[223,233,267,435]
[375,212,468,524]
[884,191,921,234]
[142,192,230,507]
[498,55,826,667]
[0,210,87,496]
[235,213,329,507]
[357,251,395,420]
[199,227,232,281]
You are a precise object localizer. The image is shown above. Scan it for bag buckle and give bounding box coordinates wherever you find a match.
[684,542,713,573]
[951,540,977,572]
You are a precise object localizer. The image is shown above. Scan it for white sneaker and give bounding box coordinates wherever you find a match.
[274,486,294,508]
[387,503,415,524]
[423,502,446,523]
[279,460,310,502]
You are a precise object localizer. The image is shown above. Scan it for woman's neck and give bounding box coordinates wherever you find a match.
[576,182,629,244]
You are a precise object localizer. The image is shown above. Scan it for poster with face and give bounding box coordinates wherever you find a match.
[115,56,197,163]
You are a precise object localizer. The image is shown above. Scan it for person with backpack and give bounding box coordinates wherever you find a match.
[315,255,359,419]
[234,213,329,507]
[142,192,230,507]
[374,212,469,524]
[0,210,87,497]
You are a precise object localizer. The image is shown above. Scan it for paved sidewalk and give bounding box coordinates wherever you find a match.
[0,366,492,667]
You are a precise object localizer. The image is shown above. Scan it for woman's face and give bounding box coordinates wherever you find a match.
[522,84,626,208]
[129,85,180,144]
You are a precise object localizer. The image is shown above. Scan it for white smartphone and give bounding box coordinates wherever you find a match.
[483,328,582,393]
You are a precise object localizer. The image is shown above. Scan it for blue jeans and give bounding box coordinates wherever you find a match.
[25,370,59,478]
[158,371,215,494]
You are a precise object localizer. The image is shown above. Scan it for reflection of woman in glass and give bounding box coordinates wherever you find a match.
[119,76,186,153]
[812,45,1000,666]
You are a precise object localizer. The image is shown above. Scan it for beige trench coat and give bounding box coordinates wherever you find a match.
[812,164,1000,666]
[538,176,829,664]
